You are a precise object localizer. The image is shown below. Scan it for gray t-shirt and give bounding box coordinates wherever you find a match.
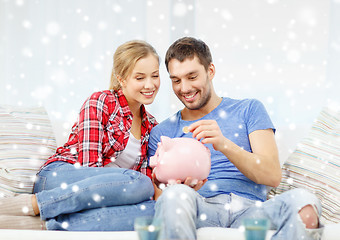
[148,97,275,201]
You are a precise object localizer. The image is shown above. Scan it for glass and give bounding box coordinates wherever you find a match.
[134,216,162,240]
[243,218,270,240]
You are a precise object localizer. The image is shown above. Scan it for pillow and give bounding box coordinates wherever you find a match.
[0,105,57,197]
[269,107,340,224]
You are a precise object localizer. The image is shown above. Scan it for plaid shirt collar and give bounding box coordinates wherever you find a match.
[115,89,132,118]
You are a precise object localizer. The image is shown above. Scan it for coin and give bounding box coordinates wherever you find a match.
[182,126,190,133]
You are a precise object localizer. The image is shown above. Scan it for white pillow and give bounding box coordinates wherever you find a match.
[269,107,340,224]
[0,105,57,197]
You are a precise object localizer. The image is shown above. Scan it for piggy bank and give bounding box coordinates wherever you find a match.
[150,136,211,185]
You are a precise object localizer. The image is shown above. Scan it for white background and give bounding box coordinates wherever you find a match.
[1,0,339,163]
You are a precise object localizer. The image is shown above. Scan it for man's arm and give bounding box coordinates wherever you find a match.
[189,120,282,187]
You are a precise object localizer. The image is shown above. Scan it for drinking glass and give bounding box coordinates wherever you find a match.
[243,218,270,240]
[134,216,162,240]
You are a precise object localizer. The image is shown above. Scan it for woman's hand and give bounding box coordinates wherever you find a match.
[152,173,163,201]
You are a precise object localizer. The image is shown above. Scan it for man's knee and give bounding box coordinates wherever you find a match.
[299,204,319,229]
[155,184,198,223]
[158,184,197,204]
[285,188,321,209]
[278,188,321,229]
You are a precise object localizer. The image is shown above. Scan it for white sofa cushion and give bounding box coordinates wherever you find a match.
[269,107,340,224]
[0,105,57,197]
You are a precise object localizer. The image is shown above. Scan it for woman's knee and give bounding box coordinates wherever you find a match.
[124,171,154,199]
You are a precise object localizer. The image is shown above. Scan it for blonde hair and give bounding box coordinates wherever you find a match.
[109,40,159,90]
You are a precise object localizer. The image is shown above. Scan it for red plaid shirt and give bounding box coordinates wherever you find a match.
[43,89,157,178]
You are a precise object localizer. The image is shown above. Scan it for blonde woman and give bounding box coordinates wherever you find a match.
[0,40,160,231]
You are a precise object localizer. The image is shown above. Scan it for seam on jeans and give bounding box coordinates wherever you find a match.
[230,193,255,215]
[59,200,155,228]
[198,194,229,228]
[33,175,46,193]
[39,170,146,207]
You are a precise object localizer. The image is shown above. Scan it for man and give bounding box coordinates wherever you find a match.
[148,37,323,240]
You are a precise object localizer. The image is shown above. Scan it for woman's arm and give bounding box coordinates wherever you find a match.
[77,92,110,167]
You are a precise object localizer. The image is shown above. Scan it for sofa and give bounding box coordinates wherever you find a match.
[0,105,339,240]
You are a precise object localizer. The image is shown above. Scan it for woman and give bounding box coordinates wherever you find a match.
[0,40,160,230]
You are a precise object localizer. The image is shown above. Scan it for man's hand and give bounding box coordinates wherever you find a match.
[188,120,226,152]
[183,177,208,191]
[189,120,281,187]
[152,173,208,200]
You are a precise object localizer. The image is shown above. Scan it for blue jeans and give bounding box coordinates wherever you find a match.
[155,184,323,240]
[33,161,155,230]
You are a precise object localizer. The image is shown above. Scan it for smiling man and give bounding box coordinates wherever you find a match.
[148,37,323,240]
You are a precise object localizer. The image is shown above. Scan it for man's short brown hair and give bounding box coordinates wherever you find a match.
[165,37,212,72]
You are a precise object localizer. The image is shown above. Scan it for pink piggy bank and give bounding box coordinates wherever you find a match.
[150,136,211,185]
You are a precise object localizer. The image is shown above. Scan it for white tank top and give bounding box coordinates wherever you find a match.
[105,133,141,169]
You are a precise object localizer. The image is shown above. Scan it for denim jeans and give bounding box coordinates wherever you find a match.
[155,184,323,240]
[33,161,155,230]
